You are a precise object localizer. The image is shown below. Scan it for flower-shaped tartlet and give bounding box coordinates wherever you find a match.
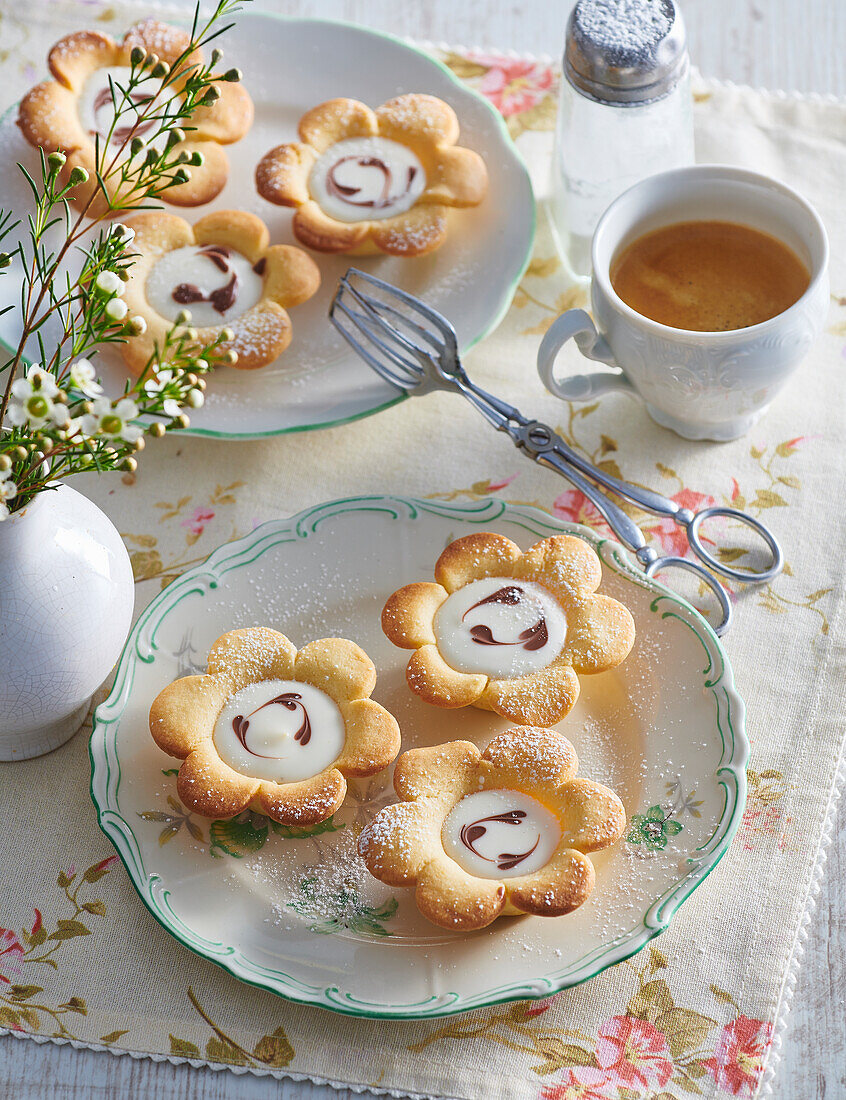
[149,627,401,826]
[359,727,626,930]
[120,209,320,374]
[18,18,254,213]
[255,94,488,256]
[382,532,635,726]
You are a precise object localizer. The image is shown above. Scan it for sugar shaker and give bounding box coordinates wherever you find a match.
[550,0,695,275]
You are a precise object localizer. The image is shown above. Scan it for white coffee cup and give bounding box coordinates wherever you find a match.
[538,165,829,441]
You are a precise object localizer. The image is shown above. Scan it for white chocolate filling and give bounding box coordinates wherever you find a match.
[442,789,562,879]
[433,577,567,680]
[213,679,346,783]
[145,245,264,327]
[78,66,166,156]
[309,137,426,223]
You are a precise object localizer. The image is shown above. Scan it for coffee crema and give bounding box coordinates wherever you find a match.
[610,220,810,332]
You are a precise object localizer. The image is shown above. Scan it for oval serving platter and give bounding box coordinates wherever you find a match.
[90,496,747,1020]
[0,13,535,439]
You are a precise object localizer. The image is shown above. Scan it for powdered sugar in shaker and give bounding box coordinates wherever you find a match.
[549,0,695,276]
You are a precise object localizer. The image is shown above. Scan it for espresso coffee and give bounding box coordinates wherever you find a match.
[610,220,810,332]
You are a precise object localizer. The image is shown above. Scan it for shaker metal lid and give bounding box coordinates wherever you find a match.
[565,0,688,105]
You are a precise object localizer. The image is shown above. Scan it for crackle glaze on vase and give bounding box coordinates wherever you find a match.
[0,485,134,760]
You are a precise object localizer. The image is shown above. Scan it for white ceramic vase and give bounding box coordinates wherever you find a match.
[0,485,134,760]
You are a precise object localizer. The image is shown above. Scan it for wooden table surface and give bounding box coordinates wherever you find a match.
[3,1,844,1098]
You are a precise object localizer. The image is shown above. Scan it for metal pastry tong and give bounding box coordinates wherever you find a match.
[329,269,783,636]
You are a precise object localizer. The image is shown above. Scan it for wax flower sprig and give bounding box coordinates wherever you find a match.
[0,0,248,519]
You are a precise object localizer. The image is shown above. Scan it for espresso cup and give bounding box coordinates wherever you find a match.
[538,165,829,441]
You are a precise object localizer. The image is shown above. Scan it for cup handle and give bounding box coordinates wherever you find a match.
[537,309,638,402]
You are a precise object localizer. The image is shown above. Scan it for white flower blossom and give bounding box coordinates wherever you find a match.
[69,358,103,397]
[82,397,143,443]
[144,370,181,418]
[105,298,128,322]
[96,271,125,297]
[7,367,65,429]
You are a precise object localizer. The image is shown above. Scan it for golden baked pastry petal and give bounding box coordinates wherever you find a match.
[334,699,402,777]
[358,801,442,886]
[434,531,522,594]
[298,97,379,152]
[148,673,231,758]
[481,726,579,791]
[423,145,489,206]
[263,245,322,308]
[550,778,627,852]
[17,82,86,154]
[393,740,481,802]
[191,80,254,144]
[481,657,581,726]
[48,30,117,89]
[507,847,596,917]
[561,594,637,674]
[220,301,292,371]
[163,139,230,207]
[513,534,604,600]
[294,637,377,702]
[369,204,449,258]
[416,856,506,931]
[375,93,460,150]
[178,741,260,818]
[122,18,197,69]
[207,627,297,689]
[254,143,315,207]
[406,644,487,708]
[193,209,269,260]
[381,582,447,648]
[254,769,347,827]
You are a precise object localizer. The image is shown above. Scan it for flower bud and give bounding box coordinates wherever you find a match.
[175,309,192,326]
[187,388,204,408]
[133,436,146,452]
[95,270,124,297]
[128,315,147,335]
[0,454,11,471]
[105,298,128,322]
[68,165,90,186]
[149,421,166,438]
[130,46,147,67]
[176,413,191,429]
[201,85,221,106]
[184,327,198,342]
[195,377,207,391]
[0,253,11,270]
[144,147,159,167]
[189,150,204,167]
[222,349,239,366]
[13,446,28,462]
[47,151,67,172]
[122,456,138,473]
[151,61,169,79]
[219,327,234,343]
[210,48,223,66]
[130,137,145,158]
[166,128,186,148]
[223,68,242,83]
[79,452,94,467]
[146,53,160,71]
[177,150,191,165]
[173,167,191,184]
[111,223,135,246]
[53,390,68,405]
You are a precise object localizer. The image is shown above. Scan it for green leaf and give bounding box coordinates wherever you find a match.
[100,1030,129,1044]
[59,997,87,1015]
[161,768,179,776]
[206,1036,248,1065]
[627,978,674,1022]
[0,1008,21,1028]
[750,445,766,459]
[655,1008,717,1061]
[716,547,747,564]
[648,946,669,973]
[252,1026,294,1067]
[656,462,677,479]
[709,983,738,1007]
[57,872,72,888]
[82,900,106,916]
[82,862,112,883]
[269,815,345,839]
[778,475,801,489]
[529,1037,598,1076]
[209,815,268,858]
[9,985,43,1001]
[665,820,684,836]
[29,926,47,947]
[600,434,618,455]
[647,805,665,821]
[751,489,788,510]
[48,920,91,941]
[169,1035,201,1058]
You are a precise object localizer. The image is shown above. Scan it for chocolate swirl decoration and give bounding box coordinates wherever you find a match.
[326,155,419,211]
[91,86,156,144]
[231,692,311,758]
[459,810,541,871]
[461,585,549,652]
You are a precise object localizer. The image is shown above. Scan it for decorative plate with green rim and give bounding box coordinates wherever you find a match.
[90,496,747,1019]
[0,13,535,439]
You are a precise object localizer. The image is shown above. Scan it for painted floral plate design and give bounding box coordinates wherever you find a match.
[0,14,534,439]
[90,496,747,1019]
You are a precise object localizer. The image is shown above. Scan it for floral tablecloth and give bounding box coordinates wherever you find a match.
[1,4,845,1099]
